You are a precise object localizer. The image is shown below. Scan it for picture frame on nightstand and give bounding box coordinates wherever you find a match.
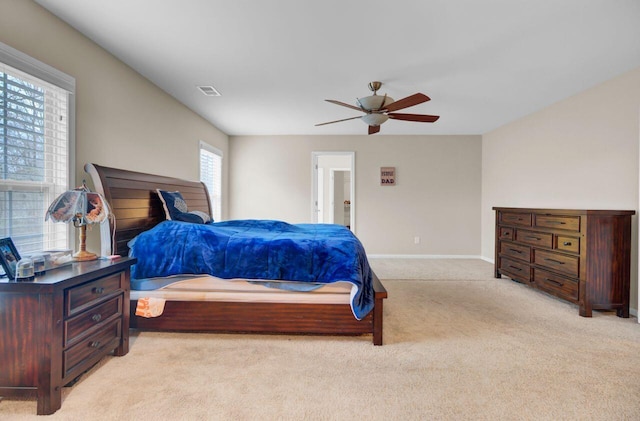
[0,237,21,280]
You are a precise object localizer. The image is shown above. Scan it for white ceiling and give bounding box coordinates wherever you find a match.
[35,0,640,136]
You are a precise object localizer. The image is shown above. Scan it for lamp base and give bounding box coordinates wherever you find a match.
[73,250,97,261]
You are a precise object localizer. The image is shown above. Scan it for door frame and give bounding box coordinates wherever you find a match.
[311,151,355,233]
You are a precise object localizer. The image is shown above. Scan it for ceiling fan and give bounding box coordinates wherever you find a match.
[316,81,440,135]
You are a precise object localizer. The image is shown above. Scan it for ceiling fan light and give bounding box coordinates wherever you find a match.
[361,113,389,126]
[357,95,394,111]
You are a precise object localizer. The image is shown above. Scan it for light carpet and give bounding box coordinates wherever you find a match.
[2,259,639,420]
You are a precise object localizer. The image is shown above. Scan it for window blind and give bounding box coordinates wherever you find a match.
[199,141,222,221]
[1,61,70,256]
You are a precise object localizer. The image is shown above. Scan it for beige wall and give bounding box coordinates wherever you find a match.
[229,135,482,255]
[0,0,229,207]
[481,66,640,313]
[1,0,229,252]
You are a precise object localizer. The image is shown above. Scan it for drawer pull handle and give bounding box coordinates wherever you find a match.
[544,258,565,265]
[563,242,572,246]
[548,221,566,225]
[508,265,522,272]
[92,287,105,294]
[525,236,541,240]
[89,341,101,348]
[546,278,564,287]
[509,249,522,254]
[91,314,102,322]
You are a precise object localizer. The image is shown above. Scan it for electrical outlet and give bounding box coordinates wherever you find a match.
[414,236,420,244]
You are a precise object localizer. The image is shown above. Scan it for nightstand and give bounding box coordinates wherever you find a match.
[0,257,136,415]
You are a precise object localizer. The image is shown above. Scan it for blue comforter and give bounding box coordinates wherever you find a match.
[128,220,374,319]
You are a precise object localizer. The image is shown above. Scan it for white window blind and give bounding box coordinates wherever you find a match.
[1,56,72,258]
[199,141,222,221]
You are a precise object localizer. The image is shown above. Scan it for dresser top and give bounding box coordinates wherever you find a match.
[493,207,635,216]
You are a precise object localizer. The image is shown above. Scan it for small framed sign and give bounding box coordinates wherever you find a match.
[380,167,396,186]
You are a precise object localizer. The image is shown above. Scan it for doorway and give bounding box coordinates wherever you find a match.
[312,152,355,232]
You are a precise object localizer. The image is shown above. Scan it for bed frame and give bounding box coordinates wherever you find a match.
[85,163,387,345]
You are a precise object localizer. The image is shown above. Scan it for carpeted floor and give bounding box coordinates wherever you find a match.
[2,259,639,420]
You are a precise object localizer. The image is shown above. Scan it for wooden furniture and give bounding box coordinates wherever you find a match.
[85,163,387,345]
[0,258,135,415]
[493,207,634,317]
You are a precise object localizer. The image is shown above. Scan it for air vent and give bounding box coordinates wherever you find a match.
[198,85,221,96]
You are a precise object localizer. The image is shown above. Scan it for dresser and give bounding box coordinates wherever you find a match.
[0,257,135,415]
[493,207,634,318]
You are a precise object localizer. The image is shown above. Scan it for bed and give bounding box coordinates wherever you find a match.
[85,163,387,345]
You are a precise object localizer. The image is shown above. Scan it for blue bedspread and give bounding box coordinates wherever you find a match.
[128,220,374,319]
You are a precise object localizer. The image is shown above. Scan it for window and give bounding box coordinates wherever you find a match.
[199,141,222,221]
[1,42,74,260]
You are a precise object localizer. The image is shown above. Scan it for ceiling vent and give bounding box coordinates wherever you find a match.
[198,85,221,96]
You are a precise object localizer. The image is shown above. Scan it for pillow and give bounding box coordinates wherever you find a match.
[156,189,212,224]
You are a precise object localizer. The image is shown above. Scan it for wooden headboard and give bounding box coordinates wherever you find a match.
[85,163,212,256]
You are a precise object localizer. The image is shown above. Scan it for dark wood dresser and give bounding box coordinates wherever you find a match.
[0,257,135,415]
[493,207,634,317]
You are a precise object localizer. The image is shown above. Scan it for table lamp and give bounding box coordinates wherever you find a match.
[45,182,110,261]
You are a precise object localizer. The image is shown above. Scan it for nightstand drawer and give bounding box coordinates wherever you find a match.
[500,241,530,262]
[535,214,580,232]
[63,319,122,379]
[516,230,553,248]
[64,295,123,346]
[534,249,579,277]
[66,273,122,316]
[533,269,579,302]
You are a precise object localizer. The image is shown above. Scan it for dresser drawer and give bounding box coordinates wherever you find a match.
[500,241,531,262]
[516,230,553,248]
[500,212,532,227]
[499,257,531,282]
[63,320,122,379]
[66,273,122,316]
[534,249,579,277]
[533,269,579,302]
[64,295,123,346]
[556,235,580,254]
[498,227,514,240]
[535,214,580,232]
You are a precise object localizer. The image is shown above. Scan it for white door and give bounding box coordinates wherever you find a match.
[311,152,355,232]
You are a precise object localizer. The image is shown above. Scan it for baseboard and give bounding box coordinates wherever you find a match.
[367,254,484,259]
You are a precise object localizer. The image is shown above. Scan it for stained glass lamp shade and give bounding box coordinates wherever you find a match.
[45,183,110,261]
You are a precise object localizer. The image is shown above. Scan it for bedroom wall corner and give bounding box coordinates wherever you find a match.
[481,66,640,316]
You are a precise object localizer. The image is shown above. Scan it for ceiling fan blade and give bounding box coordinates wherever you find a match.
[387,113,440,123]
[325,99,364,112]
[315,116,362,126]
[368,125,380,135]
[383,93,430,112]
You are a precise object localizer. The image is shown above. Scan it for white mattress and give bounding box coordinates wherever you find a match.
[130,275,353,304]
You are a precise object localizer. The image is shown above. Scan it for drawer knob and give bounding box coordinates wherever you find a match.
[91,314,102,323]
[563,241,572,246]
[92,287,105,294]
[89,341,101,348]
